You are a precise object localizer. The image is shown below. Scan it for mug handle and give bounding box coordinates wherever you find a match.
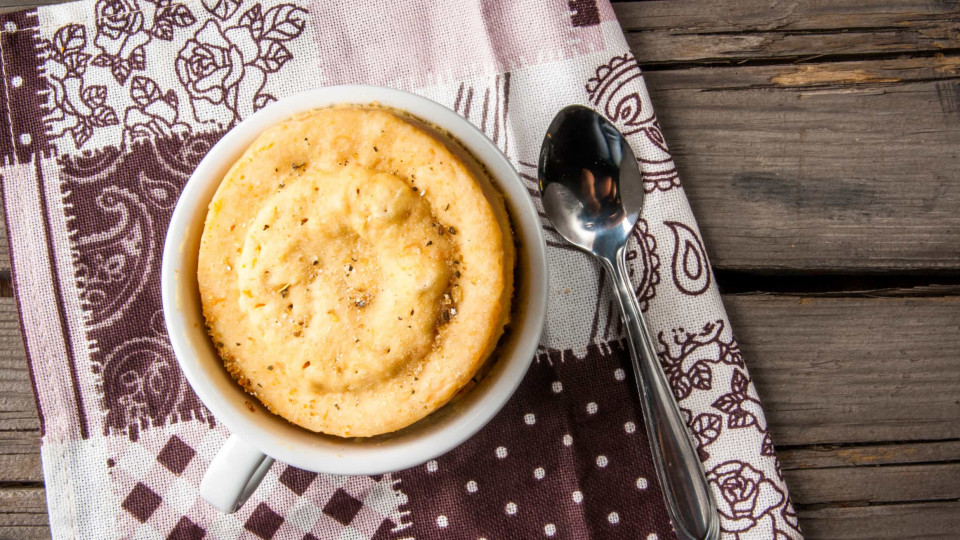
[200,434,275,513]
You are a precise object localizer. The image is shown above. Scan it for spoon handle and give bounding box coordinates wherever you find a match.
[605,250,721,540]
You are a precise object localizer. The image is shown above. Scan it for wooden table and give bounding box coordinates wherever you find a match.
[0,0,957,538]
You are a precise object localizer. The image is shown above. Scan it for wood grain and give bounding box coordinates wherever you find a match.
[0,300,37,434]
[643,60,960,272]
[798,501,960,540]
[726,295,960,445]
[0,430,40,483]
[0,487,49,540]
[615,0,960,272]
[614,0,959,33]
[0,299,41,484]
[614,0,960,65]
[786,462,960,504]
[644,56,960,89]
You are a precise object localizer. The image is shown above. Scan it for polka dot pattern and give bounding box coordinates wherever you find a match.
[394,341,673,539]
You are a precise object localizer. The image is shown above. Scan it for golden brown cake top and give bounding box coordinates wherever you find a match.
[197,106,514,437]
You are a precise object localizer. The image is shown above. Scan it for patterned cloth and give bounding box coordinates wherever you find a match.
[0,0,802,538]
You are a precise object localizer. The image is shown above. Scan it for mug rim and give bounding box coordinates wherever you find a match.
[161,85,548,475]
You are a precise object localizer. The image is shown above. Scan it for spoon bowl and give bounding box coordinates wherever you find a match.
[538,105,644,259]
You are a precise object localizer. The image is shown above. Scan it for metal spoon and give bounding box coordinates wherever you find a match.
[538,105,720,540]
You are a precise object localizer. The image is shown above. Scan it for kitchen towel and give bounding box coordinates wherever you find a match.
[0,0,802,538]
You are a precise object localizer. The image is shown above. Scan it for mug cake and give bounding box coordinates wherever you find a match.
[197,106,515,438]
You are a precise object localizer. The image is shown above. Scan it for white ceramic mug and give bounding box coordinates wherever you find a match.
[161,86,548,513]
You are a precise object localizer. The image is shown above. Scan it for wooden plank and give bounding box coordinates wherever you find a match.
[779,440,960,470]
[615,0,960,65]
[642,59,960,272]
[0,430,40,483]
[0,297,41,485]
[725,295,960,445]
[614,0,960,32]
[798,501,960,540]
[0,487,49,540]
[860,284,960,297]
[0,297,41,484]
[0,299,37,433]
[786,462,960,504]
